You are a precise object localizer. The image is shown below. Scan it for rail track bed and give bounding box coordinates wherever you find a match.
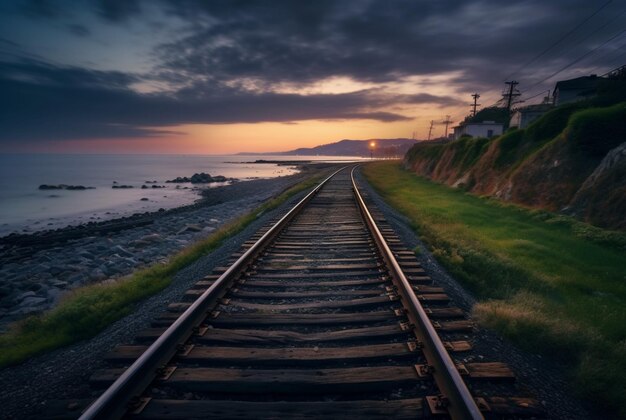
[50,168,544,419]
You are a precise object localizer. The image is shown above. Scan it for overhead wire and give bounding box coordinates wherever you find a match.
[460,3,625,119]
[517,5,626,89]
[522,26,626,92]
[503,0,614,81]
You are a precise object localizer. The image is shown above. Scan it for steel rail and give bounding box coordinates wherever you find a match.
[79,166,347,420]
[350,166,484,420]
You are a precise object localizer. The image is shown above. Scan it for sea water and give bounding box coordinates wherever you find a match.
[0,154,362,236]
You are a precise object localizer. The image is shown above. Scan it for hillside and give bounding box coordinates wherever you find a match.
[404,96,626,230]
[241,138,418,157]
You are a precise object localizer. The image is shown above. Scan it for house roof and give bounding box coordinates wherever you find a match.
[452,121,504,129]
[553,75,600,94]
[515,103,553,114]
[454,121,504,129]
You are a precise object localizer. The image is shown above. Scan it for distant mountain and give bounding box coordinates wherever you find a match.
[240,138,419,157]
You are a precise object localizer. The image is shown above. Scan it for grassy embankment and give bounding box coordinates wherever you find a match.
[403,99,626,230]
[0,174,324,368]
[363,161,626,416]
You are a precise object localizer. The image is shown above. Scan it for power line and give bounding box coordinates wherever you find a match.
[523,26,626,92]
[503,0,613,80]
[523,89,552,104]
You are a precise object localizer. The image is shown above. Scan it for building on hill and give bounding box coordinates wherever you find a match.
[509,103,553,129]
[553,75,600,105]
[452,121,504,140]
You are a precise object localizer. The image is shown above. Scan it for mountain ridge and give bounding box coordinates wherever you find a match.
[238,138,418,156]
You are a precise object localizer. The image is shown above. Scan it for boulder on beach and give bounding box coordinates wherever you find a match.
[112,185,134,189]
[39,184,94,190]
[166,172,233,184]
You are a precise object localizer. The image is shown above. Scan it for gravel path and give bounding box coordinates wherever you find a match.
[0,167,334,419]
[354,168,596,420]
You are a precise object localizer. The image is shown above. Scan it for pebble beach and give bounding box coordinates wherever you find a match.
[0,168,322,331]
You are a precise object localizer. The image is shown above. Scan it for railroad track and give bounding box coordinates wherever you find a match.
[50,166,543,419]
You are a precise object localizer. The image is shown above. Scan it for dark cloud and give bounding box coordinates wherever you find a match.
[0,59,412,142]
[67,24,90,37]
[95,0,141,22]
[402,93,465,107]
[0,59,138,89]
[19,0,60,18]
[153,0,623,88]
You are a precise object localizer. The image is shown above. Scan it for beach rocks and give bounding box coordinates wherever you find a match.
[176,224,203,235]
[112,185,133,189]
[112,245,133,257]
[0,174,309,331]
[38,185,94,190]
[166,172,230,184]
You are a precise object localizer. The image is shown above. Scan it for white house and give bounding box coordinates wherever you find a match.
[509,104,553,129]
[453,121,503,140]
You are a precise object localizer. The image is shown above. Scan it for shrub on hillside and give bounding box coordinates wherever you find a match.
[525,102,586,144]
[494,128,525,168]
[567,102,626,156]
[449,136,491,171]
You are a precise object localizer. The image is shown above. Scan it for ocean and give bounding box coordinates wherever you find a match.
[0,154,363,236]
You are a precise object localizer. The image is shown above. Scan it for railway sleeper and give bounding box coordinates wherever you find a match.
[90,363,514,391]
[134,324,413,345]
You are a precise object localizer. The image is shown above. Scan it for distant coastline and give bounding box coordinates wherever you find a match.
[237,138,418,156]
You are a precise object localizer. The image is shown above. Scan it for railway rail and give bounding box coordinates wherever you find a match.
[51,166,543,419]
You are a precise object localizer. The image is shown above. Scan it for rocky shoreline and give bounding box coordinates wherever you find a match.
[0,167,325,331]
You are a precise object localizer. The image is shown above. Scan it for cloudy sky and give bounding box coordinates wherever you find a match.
[1,0,624,153]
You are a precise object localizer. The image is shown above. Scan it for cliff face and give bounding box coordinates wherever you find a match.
[404,101,626,230]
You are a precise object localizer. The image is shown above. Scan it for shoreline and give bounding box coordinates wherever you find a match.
[0,166,326,331]
[0,154,309,238]
[0,170,327,419]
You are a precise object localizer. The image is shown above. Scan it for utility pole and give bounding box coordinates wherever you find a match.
[503,81,521,111]
[427,120,434,141]
[471,93,481,117]
[442,115,453,138]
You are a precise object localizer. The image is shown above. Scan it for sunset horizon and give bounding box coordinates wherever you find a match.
[3,1,624,154]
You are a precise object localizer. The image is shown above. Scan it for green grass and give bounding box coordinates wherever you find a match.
[448,136,491,173]
[0,174,324,368]
[363,161,626,417]
[567,101,626,156]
